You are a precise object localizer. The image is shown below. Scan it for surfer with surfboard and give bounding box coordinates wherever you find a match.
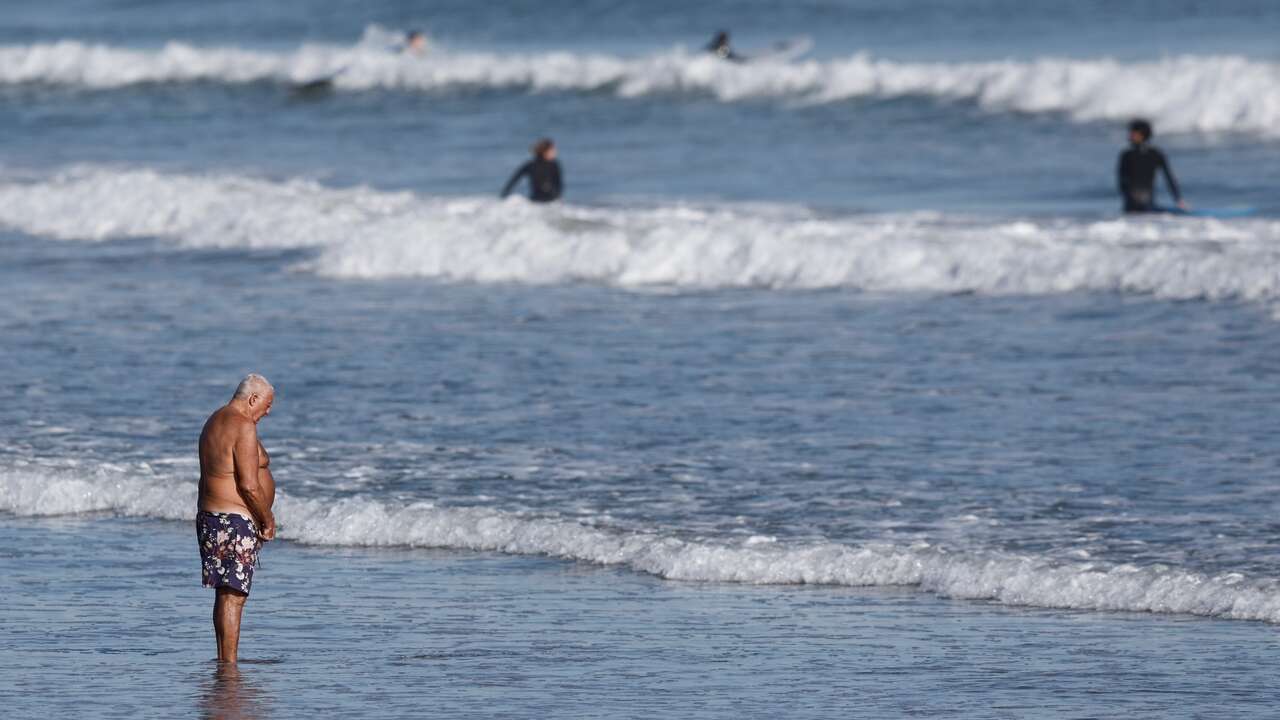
[291,29,428,97]
[705,30,813,63]
[1115,119,1258,218]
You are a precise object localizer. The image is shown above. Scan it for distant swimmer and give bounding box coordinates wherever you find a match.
[403,29,428,56]
[1117,119,1186,213]
[197,373,277,665]
[706,30,744,62]
[500,138,563,203]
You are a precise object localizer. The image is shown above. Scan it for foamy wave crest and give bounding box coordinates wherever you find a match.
[6,460,1280,623]
[1,33,1278,134]
[0,166,409,248]
[2,166,1280,300]
[0,461,196,519]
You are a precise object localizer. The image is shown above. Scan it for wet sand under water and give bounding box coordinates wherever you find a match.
[3,515,1278,719]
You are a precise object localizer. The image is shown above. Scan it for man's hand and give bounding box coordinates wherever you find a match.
[259,512,277,542]
[1177,199,1190,211]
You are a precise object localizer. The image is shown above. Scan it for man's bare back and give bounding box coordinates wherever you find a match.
[198,391,276,539]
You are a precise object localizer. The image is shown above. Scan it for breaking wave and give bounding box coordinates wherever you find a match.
[1,31,1278,134]
[4,459,1280,623]
[2,166,1279,300]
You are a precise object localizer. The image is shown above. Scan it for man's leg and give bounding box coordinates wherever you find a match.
[213,587,249,664]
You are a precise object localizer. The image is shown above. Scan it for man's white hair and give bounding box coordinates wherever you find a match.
[233,373,274,399]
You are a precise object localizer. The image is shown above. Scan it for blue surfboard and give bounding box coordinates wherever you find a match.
[748,36,814,63]
[1167,206,1258,219]
[291,66,350,96]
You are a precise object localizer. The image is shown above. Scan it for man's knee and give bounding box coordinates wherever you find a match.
[216,587,248,606]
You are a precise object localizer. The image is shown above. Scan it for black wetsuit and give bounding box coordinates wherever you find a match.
[501,158,562,202]
[707,39,744,63]
[1117,142,1181,213]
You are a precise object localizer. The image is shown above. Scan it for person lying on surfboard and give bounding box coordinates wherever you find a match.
[292,30,427,96]
[705,31,813,64]
[1117,119,1187,213]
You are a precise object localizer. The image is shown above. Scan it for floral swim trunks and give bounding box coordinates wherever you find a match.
[196,510,262,595]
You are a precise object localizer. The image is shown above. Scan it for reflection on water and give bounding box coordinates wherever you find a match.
[199,663,271,720]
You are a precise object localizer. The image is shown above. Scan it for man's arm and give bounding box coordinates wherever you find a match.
[1159,152,1183,204]
[232,421,275,539]
[500,162,531,198]
[1117,152,1130,196]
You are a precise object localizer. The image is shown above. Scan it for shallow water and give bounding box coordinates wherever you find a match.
[7,517,1280,719]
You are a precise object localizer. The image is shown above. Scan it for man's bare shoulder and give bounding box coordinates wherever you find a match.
[202,405,255,440]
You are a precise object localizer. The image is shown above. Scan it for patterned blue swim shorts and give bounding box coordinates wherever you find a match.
[196,510,261,595]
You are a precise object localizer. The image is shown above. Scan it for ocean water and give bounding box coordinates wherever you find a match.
[3,1,1280,717]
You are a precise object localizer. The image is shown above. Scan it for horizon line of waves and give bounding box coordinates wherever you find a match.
[0,37,1277,134]
[4,460,1280,623]
[1,166,1279,301]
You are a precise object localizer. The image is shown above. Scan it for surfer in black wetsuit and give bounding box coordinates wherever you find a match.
[1117,119,1186,213]
[500,138,563,202]
[706,31,743,62]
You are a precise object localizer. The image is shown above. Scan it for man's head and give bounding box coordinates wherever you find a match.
[1128,118,1153,144]
[232,373,274,422]
[406,30,427,54]
[531,137,556,160]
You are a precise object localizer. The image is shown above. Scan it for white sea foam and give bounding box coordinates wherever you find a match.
[5,460,1280,623]
[1,34,1278,134]
[2,166,1279,301]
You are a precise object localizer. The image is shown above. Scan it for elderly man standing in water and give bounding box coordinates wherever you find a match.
[197,373,277,665]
